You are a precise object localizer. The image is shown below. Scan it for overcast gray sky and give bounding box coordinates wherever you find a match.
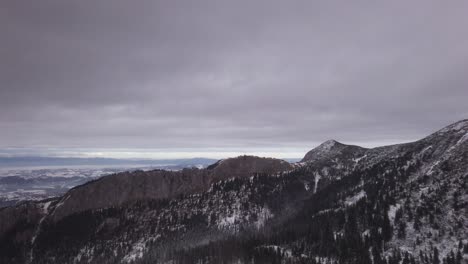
[1,1,467,159]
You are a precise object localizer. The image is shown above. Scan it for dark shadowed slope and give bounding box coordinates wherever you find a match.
[0,120,467,264]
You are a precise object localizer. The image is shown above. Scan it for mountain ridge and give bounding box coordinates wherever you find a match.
[48,155,292,222]
[0,120,467,264]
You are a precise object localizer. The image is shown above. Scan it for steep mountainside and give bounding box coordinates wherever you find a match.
[0,120,467,264]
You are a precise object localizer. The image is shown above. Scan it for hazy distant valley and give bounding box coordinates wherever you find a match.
[0,158,217,207]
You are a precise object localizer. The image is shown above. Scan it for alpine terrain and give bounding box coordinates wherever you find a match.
[0,120,467,264]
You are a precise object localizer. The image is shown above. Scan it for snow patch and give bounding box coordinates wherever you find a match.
[314,172,321,193]
[426,160,440,175]
[42,201,52,213]
[74,245,95,263]
[259,245,292,258]
[456,132,468,146]
[54,194,70,211]
[387,204,401,224]
[304,181,310,191]
[439,120,468,133]
[344,190,366,206]
[218,212,240,229]
[217,204,273,231]
[29,201,53,263]
[254,207,273,229]
[353,155,367,164]
[122,240,147,263]
[320,140,338,150]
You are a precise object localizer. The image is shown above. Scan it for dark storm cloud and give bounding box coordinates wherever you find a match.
[1,0,467,155]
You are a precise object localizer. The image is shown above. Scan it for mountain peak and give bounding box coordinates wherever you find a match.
[316,139,343,150]
[301,140,365,163]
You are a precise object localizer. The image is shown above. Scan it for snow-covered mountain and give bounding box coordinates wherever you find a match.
[0,120,467,264]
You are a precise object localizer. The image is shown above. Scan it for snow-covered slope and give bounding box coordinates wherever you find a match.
[0,120,467,264]
[301,139,367,163]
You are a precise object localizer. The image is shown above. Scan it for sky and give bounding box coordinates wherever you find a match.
[1,1,467,159]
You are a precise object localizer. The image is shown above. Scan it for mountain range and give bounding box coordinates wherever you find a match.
[0,120,467,264]
[0,158,220,208]
[0,157,218,168]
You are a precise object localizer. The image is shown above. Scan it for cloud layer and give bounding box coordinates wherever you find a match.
[1,1,467,157]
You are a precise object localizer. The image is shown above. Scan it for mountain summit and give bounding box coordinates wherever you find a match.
[208,155,293,182]
[301,139,367,163]
[0,120,467,264]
